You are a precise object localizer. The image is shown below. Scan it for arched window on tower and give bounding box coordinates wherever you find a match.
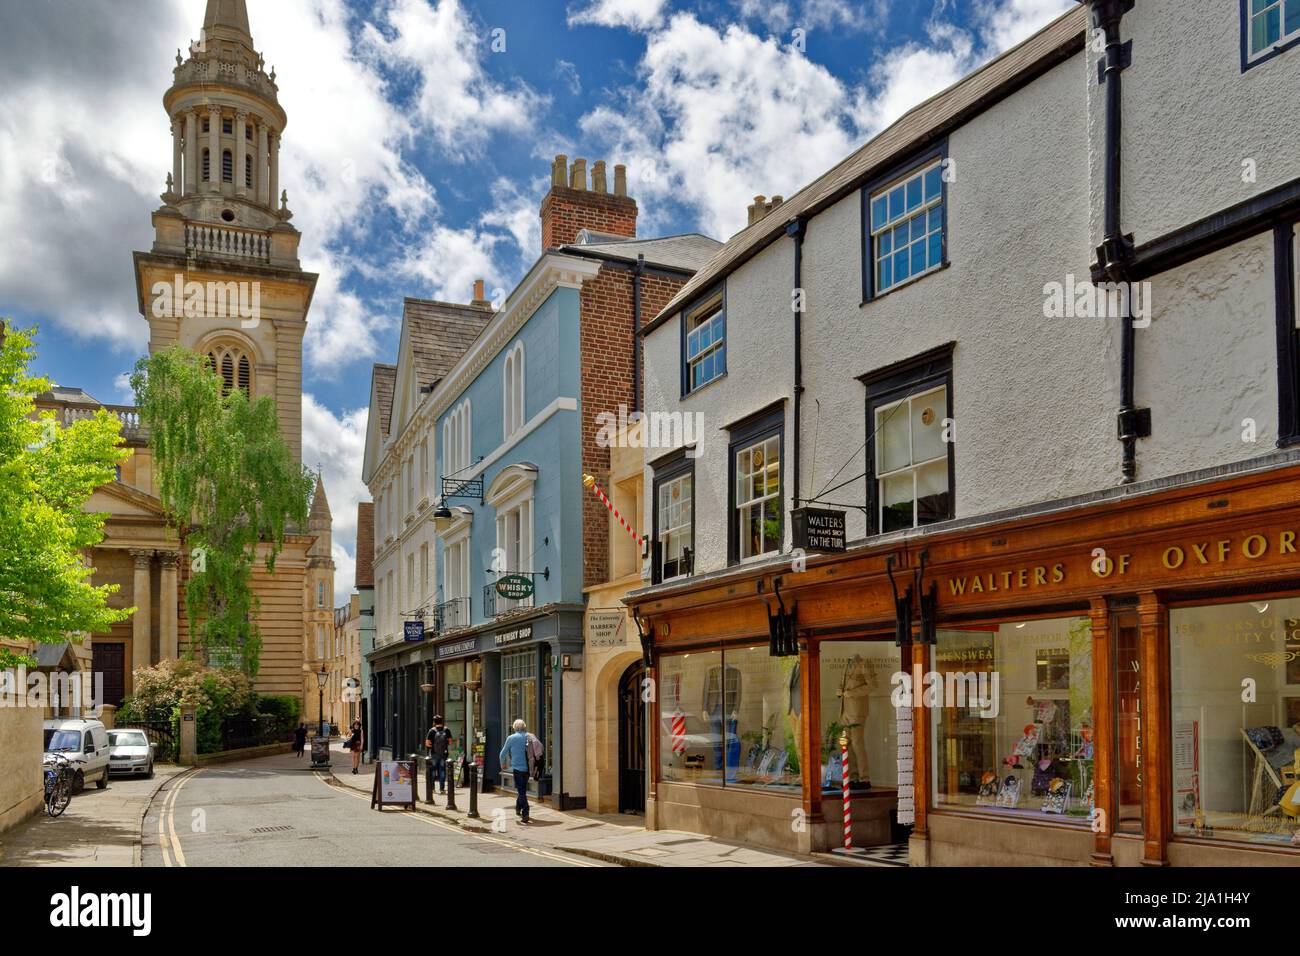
[202,148,210,182]
[222,149,233,184]
[206,345,254,398]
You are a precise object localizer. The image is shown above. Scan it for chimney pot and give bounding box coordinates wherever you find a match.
[613,164,627,197]
[592,160,608,194]
[570,157,587,191]
[551,154,567,187]
[473,278,486,303]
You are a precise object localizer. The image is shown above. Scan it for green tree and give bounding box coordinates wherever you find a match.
[131,347,312,677]
[0,321,132,668]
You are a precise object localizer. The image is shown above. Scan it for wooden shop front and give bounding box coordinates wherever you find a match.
[628,459,1300,865]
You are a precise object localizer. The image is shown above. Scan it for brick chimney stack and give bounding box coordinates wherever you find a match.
[540,154,637,250]
[746,194,785,226]
[471,277,492,308]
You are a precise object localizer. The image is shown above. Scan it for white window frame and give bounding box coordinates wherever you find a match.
[685,292,725,392]
[735,434,781,561]
[657,473,693,581]
[874,384,949,532]
[503,342,525,440]
[1248,0,1300,60]
[444,399,473,481]
[869,159,944,295]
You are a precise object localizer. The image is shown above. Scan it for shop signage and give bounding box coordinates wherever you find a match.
[370,761,416,811]
[495,625,533,648]
[436,637,480,660]
[495,574,535,600]
[588,611,626,648]
[791,507,846,552]
[403,619,425,642]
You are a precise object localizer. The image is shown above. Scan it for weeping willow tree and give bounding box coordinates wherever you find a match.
[131,347,313,676]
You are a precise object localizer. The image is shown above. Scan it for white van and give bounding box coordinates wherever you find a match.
[43,718,111,793]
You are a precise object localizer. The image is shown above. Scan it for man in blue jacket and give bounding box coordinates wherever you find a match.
[499,719,534,823]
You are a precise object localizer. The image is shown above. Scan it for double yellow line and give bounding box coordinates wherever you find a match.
[157,767,203,867]
[317,772,597,867]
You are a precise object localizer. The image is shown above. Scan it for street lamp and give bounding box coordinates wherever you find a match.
[316,665,329,738]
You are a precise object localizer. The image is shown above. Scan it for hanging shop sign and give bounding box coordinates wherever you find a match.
[588,611,627,649]
[494,625,533,648]
[495,574,535,600]
[791,507,847,553]
[403,619,425,642]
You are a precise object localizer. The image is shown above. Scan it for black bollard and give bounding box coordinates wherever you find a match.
[467,759,479,819]
[445,755,458,811]
[423,754,434,805]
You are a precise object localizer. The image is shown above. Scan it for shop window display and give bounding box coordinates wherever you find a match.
[658,648,800,791]
[931,617,1094,824]
[818,641,901,791]
[1170,597,1300,847]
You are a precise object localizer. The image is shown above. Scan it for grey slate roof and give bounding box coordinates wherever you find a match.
[402,297,494,390]
[649,4,1086,328]
[559,233,722,274]
[371,363,397,436]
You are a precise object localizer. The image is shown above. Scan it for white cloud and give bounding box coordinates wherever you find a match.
[555,59,583,95]
[568,0,670,32]
[976,0,1076,53]
[850,22,976,134]
[362,0,547,162]
[302,393,369,597]
[580,14,862,239]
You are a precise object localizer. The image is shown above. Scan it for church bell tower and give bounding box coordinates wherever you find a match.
[134,0,316,463]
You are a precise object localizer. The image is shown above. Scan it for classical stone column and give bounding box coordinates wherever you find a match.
[184,109,198,194]
[207,105,221,190]
[268,131,279,209]
[171,119,183,194]
[235,109,248,198]
[257,122,269,205]
[159,551,179,661]
[131,550,154,675]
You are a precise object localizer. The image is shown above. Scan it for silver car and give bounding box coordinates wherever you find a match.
[107,729,155,778]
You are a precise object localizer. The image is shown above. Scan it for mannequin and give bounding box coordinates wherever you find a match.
[838,654,874,787]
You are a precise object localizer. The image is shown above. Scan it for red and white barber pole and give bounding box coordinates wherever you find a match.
[583,473,644,547]
[671,710,687,755]
[840,733,852,850]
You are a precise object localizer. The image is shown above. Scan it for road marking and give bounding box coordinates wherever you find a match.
[316,772,596,867]
[155,768,202,868]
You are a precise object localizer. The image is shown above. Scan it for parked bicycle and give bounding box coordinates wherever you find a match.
[43,752,74,817]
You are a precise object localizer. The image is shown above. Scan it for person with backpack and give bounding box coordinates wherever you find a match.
[424,715,453,794]
[498,719,544,823]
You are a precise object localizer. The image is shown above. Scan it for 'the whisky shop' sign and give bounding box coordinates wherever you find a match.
[946,528,1300,599]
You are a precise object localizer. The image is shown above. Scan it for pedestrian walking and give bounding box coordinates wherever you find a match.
[345,718,364,774]
[293,722,307,758]
[498,719,544,823]
[424,715,452,794]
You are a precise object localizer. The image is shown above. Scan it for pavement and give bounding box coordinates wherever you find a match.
[0,764,185,867]
[330,742,831,867]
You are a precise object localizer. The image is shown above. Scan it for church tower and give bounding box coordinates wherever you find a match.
[134,0,315,463]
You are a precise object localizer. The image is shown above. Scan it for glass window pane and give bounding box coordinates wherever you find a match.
[879,230,892,256]
[910,388,946,462]
[893,247,909,282]
[819,642,900,796]
[1171,597,1300,846]
[911,238,927,273]
[1287,0,1300,33]
[878,257,892,291]
[928,231,943,269]
[924,164,943,201]
[877,403,910,473]
[894,219,910,246]
[1253,0,1270,14]
[728,648,801,792]
[915,460,950,525]
[872,195,888,230]
[906,176,922,212]
[928,204,943,233]
[888,186,904,220]
[932,618,1094,824]
[881,471,914,532]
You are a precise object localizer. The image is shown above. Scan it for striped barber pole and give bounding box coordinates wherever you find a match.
[583,473,644,547]
[840,734,852,850]
[671,710,687,754]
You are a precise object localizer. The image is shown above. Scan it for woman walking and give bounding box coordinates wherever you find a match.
[345,718,364,774]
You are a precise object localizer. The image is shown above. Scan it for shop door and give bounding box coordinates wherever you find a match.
[93,643,125,708]
[618,661,646,814]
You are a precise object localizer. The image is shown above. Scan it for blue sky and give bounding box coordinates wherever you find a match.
[0,0,1074,592]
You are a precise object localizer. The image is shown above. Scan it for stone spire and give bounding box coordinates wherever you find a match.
[203,0,253,49]
[310,471,332,527]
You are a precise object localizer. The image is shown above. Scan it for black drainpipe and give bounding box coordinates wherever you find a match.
[787,218,807,507]
[633,253,644,413]
[1089,0,1147,483]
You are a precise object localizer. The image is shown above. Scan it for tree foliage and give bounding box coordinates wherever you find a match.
[0,321,132,668]
[131,347,312,677]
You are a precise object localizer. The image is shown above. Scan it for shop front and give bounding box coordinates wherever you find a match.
[629,459,1300,865]
[432,632,497,788]
[367,642,430,763]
